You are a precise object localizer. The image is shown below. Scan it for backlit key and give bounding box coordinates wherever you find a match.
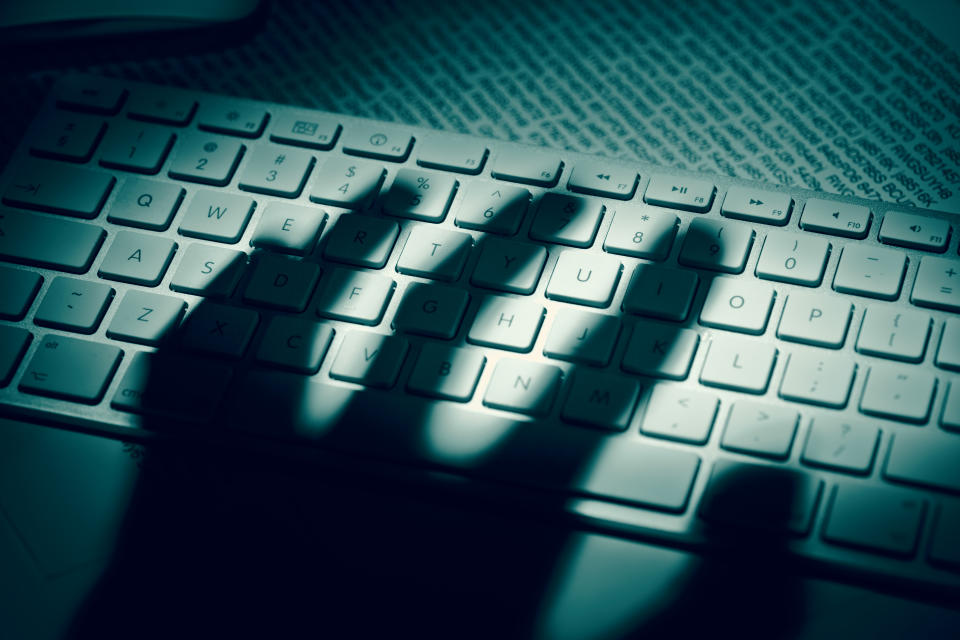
[471,238,546,294]
[776,293,852,349]
[396,226,473,282]
[97,231,176,286]
[700,336,777,394]
[106,178,184,230]
[855,307,931,362]
[250,203,326,256]
[699,277,775,335]
[755,233,830,286]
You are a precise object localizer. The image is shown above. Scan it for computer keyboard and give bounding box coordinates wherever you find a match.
[1,75,958,597]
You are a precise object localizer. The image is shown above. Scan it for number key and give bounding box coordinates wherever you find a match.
[309,157,385,209]
[168,133,244,186]
[755,232,830,286]
[238,145,314,197]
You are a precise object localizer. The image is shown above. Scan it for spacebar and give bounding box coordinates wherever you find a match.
[224,371,701,513]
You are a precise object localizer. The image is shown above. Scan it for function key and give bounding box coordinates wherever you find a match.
[270,110,341,150]
[644,175,715,212]
[417,136,488,175]
[720,185,792,226]
[341,127,413,162]
[127,88,197,125]
[197,100,268,138]
[491,148,562,187]
[566,161,637,200]
[799,199,870,239]
[878,210,950,252]
[55,77,126,115]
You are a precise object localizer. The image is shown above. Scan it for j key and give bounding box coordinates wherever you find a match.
[20,334,122,403]
[678,219,754,274]
[454,181,530,235]
[0,210,105,273]
[878,210,950,252]
[269,110,341,150]
[911,256,960,312]
[322,214,399,268]
[168,133,244,186]
[543,309,621,367]
[855,306,931,362]
[483,359,563,416]
[250,203,326,256]
[602,206,678,261]
[178,190,256,243]
[98,120,175,174]
[30,112,105,162]
[329,331,409,388]
[491,148,562,187]
[106,178,184,231]
[833,245,906,301]
[529,193,604,248]
[341,127,413,161]
[106,290,186,346]
[238,145,314,198]
[196,100,268,137]
[2,159,114,219]
[720,186,793,226]
[0,266,42,320]
[309,157,385,209]
[800,199,871,239]
[640,386,718,444]
[417,136,488,175]
[621,264,698,322]
[755,233,830,287]
[644,175,715,212]
[567,161,637,199]
[126,88,197,125]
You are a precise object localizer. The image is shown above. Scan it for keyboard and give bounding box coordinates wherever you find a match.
[1,75,958,598]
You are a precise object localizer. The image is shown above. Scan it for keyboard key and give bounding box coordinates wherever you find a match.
[754,233,830,286]
[470,238,546,294]
[941,381,960,431]
[396,226,473,281]
[855,306,931,362]
[196,100,268,137]
[98,120,174,173]
[879,210,950,251]
[545,252,621,308]
[19,334,121,403]
[886,432,960,493]
[341,127,413,161]
[30,112,105,162]
[393,282,469,339]
[250,202,326,256]
[491,148,562,187]
[255,316,334,374]
[168,133,244,186]
[179,303,260,358]
[126,88,196,125]
[621,321,698,380]
[309,157,385,209]
[833,245,907,300]
[938,319,960,371]
[543,309,621,366]
[467,296,544,352]
[238,145,314,197]
[859,365,935,423]
[169,243,246,298]
[529,193,604,248]
[56,77,125,114]
[699,276,775,335]
[779,352,856,409]
[329,331,408,388]
[640,386,719,444]
[111,352,232,421]
[105,290,185,346]
[407,343,485,401]
[0,266,42,320]
[2,159,114,219]
[602,205,678,261]
[561,370,639,431]
[454,181,529,235]
[911,256,960,312]
[178,190,255,243]
[242,253,321,312]
[621,264,698,322]
[315,268,395,325]
[643,175,715,212]
[0,210,105,273]
[97,231,176,286]
[34,277,113,334]
[800,199,870,238]
[823,484,925,557]
[700,336,777,394]
[566,161,637,199]
[776,293,852,349]
[417,136,487,174]
[678,218,754,273]
[721,402,798,460]
[801,417,879,475]
[0,326,31,387]
[720,185,792,225]
[483,359,562,416]
[322,214,399,268]
[929,503,960,570]
[269,110,341,150]
[382,169,458,223]
[107,178,184,230]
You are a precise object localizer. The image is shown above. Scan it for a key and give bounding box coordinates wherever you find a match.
[254,316,334,374]
[755,233,830,286]
[393,282,470,339]
[700,336,777,394]
[560,370,640,431]
[678,218,754,273]
[467,296,544,352]
[640,386,719,444]
[483,359,563,416]
[309,157,385,209]
[242,253,321,312]
[878,210,951,252]
[179,303,260,358]
[543,309,621,366]
[643,175,715,212]
[126,87,197,125]
[381,169,458,222]
[621,264,698,322]
[341,127,413,161]
[3,158,114,218]
[0,266,42,320]
[269,110,341,150]
[529,193,604,248]
[111,352,232,420]
[106,178,184,230]
[800,199,871,238]
[34,277,113,334]
[238,145,314,197]
[833,244,906,300]
[721,402,799,460]
[417,136,488,175]
[56,77,126,114]
[566,162,637,199]
[329,331,409,388]
[602,205,678,261]
[545,252,621,308]
[822,484,925,557]
[0,210,105,273]
[178,190,256,243]
[620,320,699,380]
[315,268,395,325]
[937,318,960,370]
[859,365,935,423]
[322,214,399,268]
[250,202,326,256]
[30,112,105,162]
[0,326,31,387]
[395,226,473,281]
[19,334,122,403]
[885,432,960,493]
[911,256,960,312]
[98,120,174,173]
[720,185,793,225]
[855,306,931,362]
[941,381,960,431]
[776,293,852,349]
[802,417,879,475]
[196,100,268,137]
[491,148,562,187]
[169,243,246,298]
[779,351,856,409]
[97,231,176,286]
[929,503,960,570]
[105,290,186,346]
[699,276,776,335]
[454,181,530,235]
[470,237,547,294]
[407,343,485,402]
[168,133,244,186]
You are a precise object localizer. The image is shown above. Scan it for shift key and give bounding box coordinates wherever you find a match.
[884,432,960,493]
[20,334,122,403]
[0,210,105,273]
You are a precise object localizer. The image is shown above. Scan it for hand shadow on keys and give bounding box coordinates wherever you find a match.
[67,179,806,639]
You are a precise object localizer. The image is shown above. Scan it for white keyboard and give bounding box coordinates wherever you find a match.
[1,75,958,598]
